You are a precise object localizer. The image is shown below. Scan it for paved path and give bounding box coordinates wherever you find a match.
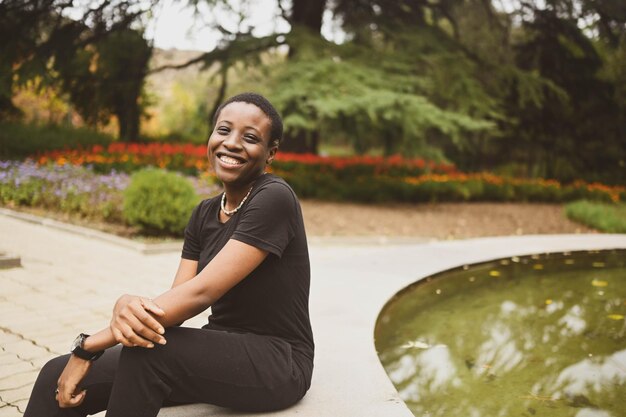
[1,213,625,416]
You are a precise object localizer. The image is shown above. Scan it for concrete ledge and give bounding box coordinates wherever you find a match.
[154,234,626,417]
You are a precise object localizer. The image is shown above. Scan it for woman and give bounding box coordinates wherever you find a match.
[25,93,314,416]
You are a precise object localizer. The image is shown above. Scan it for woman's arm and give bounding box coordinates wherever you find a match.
[171,258,199,288]
[150,239,268,326]
[108,258,199,347]
[57,240,267,407]
[97,239,268,350]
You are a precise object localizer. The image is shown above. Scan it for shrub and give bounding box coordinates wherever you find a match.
[123,169,199,235]
[565,200,626,233]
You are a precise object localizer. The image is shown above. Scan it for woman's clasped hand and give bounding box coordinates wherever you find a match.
[110,295,166,348]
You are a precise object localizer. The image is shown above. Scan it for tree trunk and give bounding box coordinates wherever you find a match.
[282,0,327,153]
[208,64,229,127]
[280,130,318,154]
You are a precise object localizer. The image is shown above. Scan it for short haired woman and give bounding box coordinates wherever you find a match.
[25,92,314,416]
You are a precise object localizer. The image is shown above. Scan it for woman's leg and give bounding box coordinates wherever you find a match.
[105,326,306,417]
[24,346,122,417]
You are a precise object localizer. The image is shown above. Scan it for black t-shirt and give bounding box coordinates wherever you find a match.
[181,174,314,379]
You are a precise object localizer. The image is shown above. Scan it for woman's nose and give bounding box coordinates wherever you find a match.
[222,132,242,149]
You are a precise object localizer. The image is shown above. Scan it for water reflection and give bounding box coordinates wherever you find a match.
[375,250,625,417]
[474,322,524,375]
[558,305,587,336]
[554,349,626,397]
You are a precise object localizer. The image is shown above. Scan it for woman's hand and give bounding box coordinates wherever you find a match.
[110,294,166,348]
[55,355,91,408]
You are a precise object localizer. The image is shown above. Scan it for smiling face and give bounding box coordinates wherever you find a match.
[207,101,277,189]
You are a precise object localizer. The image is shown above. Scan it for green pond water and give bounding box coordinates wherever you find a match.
[375,250,625,417]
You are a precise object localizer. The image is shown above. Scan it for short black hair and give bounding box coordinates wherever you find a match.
[212,92,283,146]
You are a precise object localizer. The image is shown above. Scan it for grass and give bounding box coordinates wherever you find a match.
[0,121,114,159]
[565,200,626,233]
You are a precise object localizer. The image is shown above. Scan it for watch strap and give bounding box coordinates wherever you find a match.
[72,345,104,361]
[71,333,105,361]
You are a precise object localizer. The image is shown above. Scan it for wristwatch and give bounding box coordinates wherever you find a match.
[70,333,104,361]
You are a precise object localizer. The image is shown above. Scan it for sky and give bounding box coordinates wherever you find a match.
[149,0,343,51]
[149,0,288,51]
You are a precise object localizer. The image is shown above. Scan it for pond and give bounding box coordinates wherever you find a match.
[375,249,625,417]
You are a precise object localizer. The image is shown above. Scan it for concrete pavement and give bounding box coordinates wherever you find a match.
[1,212,625,416]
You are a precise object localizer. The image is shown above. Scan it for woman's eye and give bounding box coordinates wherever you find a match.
[244,134,259,143]
[217,127,229,134]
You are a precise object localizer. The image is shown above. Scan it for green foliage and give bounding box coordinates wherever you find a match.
[565,200,626,233]
[269,30,496,157]
[4,0,626,186]
[500,9,625,184]
[158,78,212,143]
[123,169,199,235]
[0,122,113,159]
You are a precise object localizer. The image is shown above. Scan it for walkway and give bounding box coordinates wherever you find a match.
[1,213,624,416]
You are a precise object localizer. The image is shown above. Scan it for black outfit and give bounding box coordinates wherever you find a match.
[25,174,314,417]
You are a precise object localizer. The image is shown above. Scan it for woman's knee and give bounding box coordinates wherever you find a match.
[117,344,168,373]
[24,354,71,417]
[37,354,71,387]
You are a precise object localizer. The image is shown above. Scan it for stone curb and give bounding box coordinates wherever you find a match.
[0,208,182,255]
[0,208,434,253]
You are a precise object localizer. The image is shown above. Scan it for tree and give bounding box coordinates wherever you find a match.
[54,28,152,141]
[499,2,625,183]
[174,0,497,155]
[0,0,155,141]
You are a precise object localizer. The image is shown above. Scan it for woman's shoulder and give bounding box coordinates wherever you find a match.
[252,174,298,202]
[190,193,220,220]
[255,173,294,192]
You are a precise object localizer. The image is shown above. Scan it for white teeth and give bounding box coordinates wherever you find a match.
[219,155,243,165]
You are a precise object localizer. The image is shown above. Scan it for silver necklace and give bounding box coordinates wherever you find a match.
[221,187,253,216]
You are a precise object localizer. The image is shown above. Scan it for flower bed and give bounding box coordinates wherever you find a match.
[275,170,624,203]
[35,144,455,177]
[0,160,129,222]
[30,143,625,204]
[0,161,219,232]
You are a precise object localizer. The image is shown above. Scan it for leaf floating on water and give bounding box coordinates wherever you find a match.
[545,299,553,305]
[591,279,608,287]
[592,262,605,268]
[489,270,501,277]
[564,259,575,265]
[533,264,544,270]
[401,340,431,349]
[607,314,624,320]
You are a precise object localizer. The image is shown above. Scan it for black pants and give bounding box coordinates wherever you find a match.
[24,327,309,417]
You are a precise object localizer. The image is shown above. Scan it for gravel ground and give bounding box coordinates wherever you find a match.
[300,201,595,239]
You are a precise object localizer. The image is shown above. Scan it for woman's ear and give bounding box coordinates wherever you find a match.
[266,142,278,165]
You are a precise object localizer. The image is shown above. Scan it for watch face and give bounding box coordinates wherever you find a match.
[71,334,85,352]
